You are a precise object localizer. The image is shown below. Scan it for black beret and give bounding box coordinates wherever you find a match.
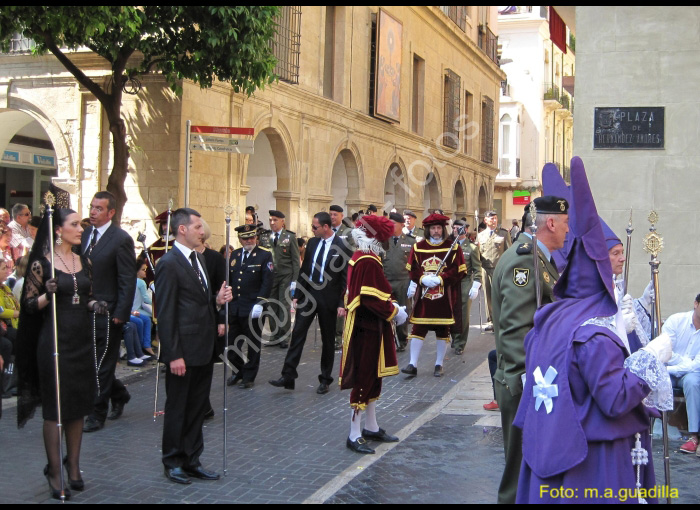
[526,195,569,215]
[330,204,344,213]
[235,224,258,238]
[245,206,256,213]
[389,212,404,223]
[367,204,378,212]
[269,210,285,219]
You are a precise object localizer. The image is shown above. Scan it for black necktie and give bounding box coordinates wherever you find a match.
[274,232,279,246]
[333,227,338,233]
[311,239,326,284]
[189,252,206,292]
[394,237,398,246]
[88,228,98,255]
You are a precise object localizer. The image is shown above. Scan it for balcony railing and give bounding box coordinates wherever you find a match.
[544,83,561,102]
[478,24,499,65]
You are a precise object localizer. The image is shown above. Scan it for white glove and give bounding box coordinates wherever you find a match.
[469,281,481,301]
[642,332,672,364]
[620,294,637,334]
[251,304,263,319]
[393,303,408,326]
[407,281,417,299]
[290,281,297,293]
[640,281,655,313]
[421,275,441,289]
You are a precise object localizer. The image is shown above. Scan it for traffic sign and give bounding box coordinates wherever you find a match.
[190,126,255,136]
[189,134,255,148]
[189,143,254,154]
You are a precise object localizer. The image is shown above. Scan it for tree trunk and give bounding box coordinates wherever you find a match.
[103,90,129,224]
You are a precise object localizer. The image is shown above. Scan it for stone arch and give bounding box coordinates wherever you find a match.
[382,157,408,214]
[423,169,442,218]
[453,178,466,219]
[328,140,363,215]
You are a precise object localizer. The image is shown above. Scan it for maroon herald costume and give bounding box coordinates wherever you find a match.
[407,214,466,340]
[141,210,175,287]
[340,215,406,455]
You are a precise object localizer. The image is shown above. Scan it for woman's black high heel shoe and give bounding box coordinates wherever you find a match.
[63,455,85,491]
[44,464,71,501]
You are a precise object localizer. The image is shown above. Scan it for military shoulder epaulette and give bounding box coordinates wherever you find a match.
[516,243,533,255]
[257,246,271,252]
[285,230,296,235]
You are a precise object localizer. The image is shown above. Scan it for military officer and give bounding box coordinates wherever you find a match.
[450,220,482,356]
[382,212,417,352]
[491,195,569,504]
[259,210,300,349]
[477,211,512,331]
[330,205,354,350]
[222,224,274,387]
[402,210,424,241]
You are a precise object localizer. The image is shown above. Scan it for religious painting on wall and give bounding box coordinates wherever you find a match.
[374,9,402,123]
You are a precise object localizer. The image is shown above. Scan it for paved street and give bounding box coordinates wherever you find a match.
[0,305,698,504]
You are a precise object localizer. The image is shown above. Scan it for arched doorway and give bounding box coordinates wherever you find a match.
[423,172,440,218]
[477,184,488,222]
[453,179,466,219]
[0,110,58,212]
[330,148,360,216]
[245,128,291,222]
[383,163,407,213]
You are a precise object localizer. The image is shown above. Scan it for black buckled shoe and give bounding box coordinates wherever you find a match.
[401,364,418,376]
[362,428,399,443]
[434,365,444,378]
[268,377,295,390]
[346,437,375,454]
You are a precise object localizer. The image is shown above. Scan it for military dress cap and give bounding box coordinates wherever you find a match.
[485,210,498,218]
[389,212,404,223]
[453,219,469,227]
[525,195,570,215]
[403,209,417,218]
[330,204,344,213]
[268,210,285,219]
[235,224,258,239]
[367,204,378,213]
[422,213,450,227]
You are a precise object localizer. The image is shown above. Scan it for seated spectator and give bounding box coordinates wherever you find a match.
[130,258,154,359]
[0,258,19,398]
[664,293,700,454]
[0,209,9,225]
[0,225,14,272]
[123,322,148,367]
[8,255,28,298]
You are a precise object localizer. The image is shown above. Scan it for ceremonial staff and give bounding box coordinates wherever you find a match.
[420,225,466,300]
[529,201,542,309]
[623,209,633,296]
[152,199,173,421]
[222,205,233,477]
[475,209,484,333]
[643,210,671,504]
[45,191,67,502]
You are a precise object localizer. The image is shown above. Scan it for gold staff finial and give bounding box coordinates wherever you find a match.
[643,210,664,258]
[44,191,55,208]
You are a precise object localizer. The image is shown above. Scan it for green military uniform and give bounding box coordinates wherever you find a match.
[333,222,355,348]
[491,233,560,504]
[381,233,417,350]
[477,226,512,323]
[260,228,300,345]
[450,237,482,352]
[405,226,425,241]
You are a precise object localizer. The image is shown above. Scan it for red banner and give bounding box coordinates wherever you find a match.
[190,126,255,136]
[513,195,531,206]
[549,7,567,54]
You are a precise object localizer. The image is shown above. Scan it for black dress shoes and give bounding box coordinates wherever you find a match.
[183,466,220,480]
[239,381,254,389]
[278,341,289,349]
[316,383,330,395]
[454,348,464,356]
[434,365,444,378]
[226,374,242,387]
[63,456,84,491]
[268,377,295,390]
[362,428,399,443]
[346,437,375,454]
[83,416,104,433]
[108,393,131,420]
[203,408,215,420]
[164,467,192,485]
[401,364,418,376]
[45,464,71,500]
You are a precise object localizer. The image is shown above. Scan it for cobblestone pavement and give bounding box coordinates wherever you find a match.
[2,306,699,504]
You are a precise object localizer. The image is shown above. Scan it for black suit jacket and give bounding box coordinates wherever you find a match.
[155,246,217,366]
[201,247,226,297]
[225,246,274,318]
[81,223,136,322]
[294,235,350,309]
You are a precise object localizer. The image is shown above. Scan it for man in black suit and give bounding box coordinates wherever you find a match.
[156,208,232,485]
[82,191,136,432]
[269,212,351,394]
[221,224,273,388]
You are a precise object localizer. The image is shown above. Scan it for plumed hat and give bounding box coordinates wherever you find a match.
[356,214,394,242]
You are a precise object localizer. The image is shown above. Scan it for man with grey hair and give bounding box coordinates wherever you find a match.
[9,203,32,261]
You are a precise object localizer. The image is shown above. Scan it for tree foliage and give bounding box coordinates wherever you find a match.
[0,6,280,219]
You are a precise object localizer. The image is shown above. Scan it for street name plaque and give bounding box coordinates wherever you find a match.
[594,107,664,150]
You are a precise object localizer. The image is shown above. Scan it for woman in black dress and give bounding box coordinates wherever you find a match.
[16,208,108,500]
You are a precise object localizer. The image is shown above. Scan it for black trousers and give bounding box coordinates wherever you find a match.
[282,289,338,385]
[162,362,213,470]
[225,314,263,383]
[92,319,129,422]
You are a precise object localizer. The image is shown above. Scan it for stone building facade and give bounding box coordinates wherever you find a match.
[0,6,505,247]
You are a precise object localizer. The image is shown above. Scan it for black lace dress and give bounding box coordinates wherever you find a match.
[18,257,96,423]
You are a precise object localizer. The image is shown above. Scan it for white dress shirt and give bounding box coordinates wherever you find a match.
[310,234,335,283]
[174,241,208,288]
[664,311,700,376]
